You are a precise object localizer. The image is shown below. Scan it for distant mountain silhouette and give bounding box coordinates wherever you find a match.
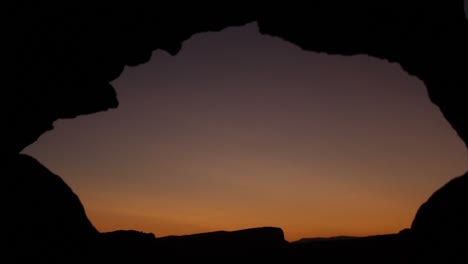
[290,233,413,263]
[94,230,157,263]
[294,236,359,243]
[101,229,157,241]
[93,227,287,262]
[153,227,287,260]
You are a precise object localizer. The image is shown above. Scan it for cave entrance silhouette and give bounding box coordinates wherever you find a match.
[24,23,467,242]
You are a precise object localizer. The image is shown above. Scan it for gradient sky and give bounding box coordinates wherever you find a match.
[24,23,467,241]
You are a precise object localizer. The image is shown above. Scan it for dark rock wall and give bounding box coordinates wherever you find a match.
[5,154,98,262]
[411,172,468,244]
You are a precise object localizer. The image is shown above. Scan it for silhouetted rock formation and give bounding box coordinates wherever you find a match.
[294,236,359,243]
[411,171,468,246]
[4,154,98,263]
[101,230,156,243]
[290,234,415,263]
[3,4,255,155]
[95,230,157,263]
[154,227,287,259]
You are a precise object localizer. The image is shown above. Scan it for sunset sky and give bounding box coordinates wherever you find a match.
[24,23,467,242]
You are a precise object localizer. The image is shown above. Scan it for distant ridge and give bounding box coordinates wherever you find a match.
[293,236,359,243]
[155,226,286,247]
[153,226,287,259]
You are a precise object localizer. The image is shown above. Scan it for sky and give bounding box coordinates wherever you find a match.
[24,23,467,241]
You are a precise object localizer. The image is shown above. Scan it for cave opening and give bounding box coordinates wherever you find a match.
[23,22,467,242]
